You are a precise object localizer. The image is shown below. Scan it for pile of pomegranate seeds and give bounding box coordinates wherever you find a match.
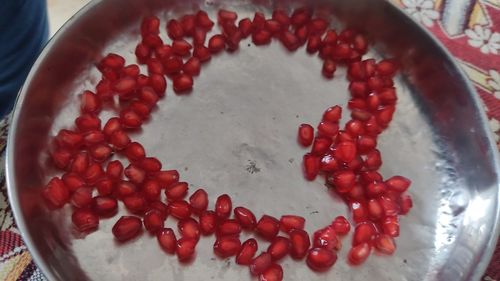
[43,7,413,280]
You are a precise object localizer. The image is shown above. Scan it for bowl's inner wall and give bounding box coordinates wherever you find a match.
[8,0,498,280]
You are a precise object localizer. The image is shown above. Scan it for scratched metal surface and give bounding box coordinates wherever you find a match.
[6,0,500,280]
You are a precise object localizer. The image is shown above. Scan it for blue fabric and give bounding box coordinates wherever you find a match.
[0,0,49,117]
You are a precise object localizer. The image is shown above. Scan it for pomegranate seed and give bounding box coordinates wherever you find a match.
[349,81,368,98]
[75,114,101,132]
[147,58,164,75]
[376,59,398,76]
[322,29,338,45]
[62,173,85,193]
[351,201,368,223]
[256,215,280,241]
[360,171,383,184]
[218,9,238,23]
[252,30,272,45]
[138,87,159,108]
[330,171,355,193]
[333,141,357,163]
[214,236,241,258]
[260,263,283,281]
[332,43,351,60]
[96,79,113,100]
[308,18,328,35]
[142,34,163,48]
[233,206,257,230]
[385,176,411,193]
[135,43,151,63]
[290,7,311,27]
[113,76,137,95]
[183,57,201,76]
[42,177,69,209]
[193,45,212,62]
[72,209,99,232]
[93,196,118,216]
[297,124,314,147]
[109,130,131,150]
[189,188,208,214]
[306,248,337,272]
[99,53,125,70]
[149,74,167,95]
[80,91,101,114]
[279,215,305,233]
[353,33,368,53]
[348,242,371,265]
[102,118,121,137]
[82,130,105,146]
[139,157,162,173]
[319,45,334,59]
[345,120,365,137]
[196,11,214,30]
[238,18,253,37]
[375,234,396,255]
[272,10,290,28]
[124,142,145,162]
[178,218,200,240]
[307,35,322,53]
[124,164,146,184]
[168,200,192,219]
[106,160,123,180]
[378,88,397,104]
[112,216,142,242]
[172,39,193,56]
[376,106,395,127]
[319,154,339,172]
[84,163,104,185]
[289,229,311,260]
[379,196,400,216]
[99,176,120,194]
[199,210,217,235]
[89,143,113,162]
[141,16,160,35]
[322,60,336,78]
[366,181,386,197]
[267,236,291,261]
[215,194,232,219]
[323,105,342,123]
[51,148,72,170]
[303,153,320,181]
[313,225,340,251]
[116,180,137,198]
[357,135,377,154]
[149,200,169,220]
[252,12,266,30]
[217,219,242,236]
[347,183,365,201]
[236,238,258,265]
[382,215,400,237]
[144,209,165,233]
[332,216,351,235]
[165,182,189,201]
[166,19,184,40]
[70,187,93,208]
[155,170,180,187]
[180,14,196,35]
[157,228,177,254]
[208,34,226,53]
[279,31,299,51]
[176,237,197,262]
[69,152,89,174]
[163,56,183,75]
[294,25,309,44]
[173,74,193,94]
[250,252,272,276]
[353,222,377,246]
[399,194,413,214]
[364,149,382,171]
[317,121,339,138]
[123,193,147,214]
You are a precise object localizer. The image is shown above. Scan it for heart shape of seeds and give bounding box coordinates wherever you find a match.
[43,7,413,280]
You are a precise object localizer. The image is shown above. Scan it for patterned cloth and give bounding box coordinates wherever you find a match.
[0,1,499,280]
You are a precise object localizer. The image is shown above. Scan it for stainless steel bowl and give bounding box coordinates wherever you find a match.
[6,0,500,280]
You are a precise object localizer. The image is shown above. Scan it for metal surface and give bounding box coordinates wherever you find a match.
[6,0,500,280]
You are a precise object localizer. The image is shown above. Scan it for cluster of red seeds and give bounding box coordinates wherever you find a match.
[42,7,412,280]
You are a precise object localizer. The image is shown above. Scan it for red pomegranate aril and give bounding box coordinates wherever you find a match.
[364,149,382,171]
[166,19,184,40]
[367,199,383,221]
[139,157,162,173]
[289,229,311,260]
[375,234,396,255]
[303,153,320,181]
[103,118,121,137]
[93,196,118,216]
[320,106,342,124]
[147,58,164,75]
[95,79,113,100]
[399,194,413,214]
[345,120,365,137]
[256,215,280,241]
[313,225,340,251]
[272,9,290,27]
[124,164,146,185]
[348,243,371,266]
[382,215,400,237]
[238,18,253,37]
[189,188,208,214]
[332,216,351,235]
[70,152,89,174]
[294,25,309,45]
[183,57,201,76]
[236,238,258,265]
[319,45,334,60]
[105,160,123,180]
[208,34,226,53]
[135,43,151,63]
[267,236,291,261]
[217,219,242,237]
[149,201,168,220]
[279,215,305,234]
[83,130,105,146]
[193,45,211,62]
[157,228,177,254]
[143,179,161,201]
[139,87,159,108]
[279,31,299,51]
[376,59,398,76]
[116,180,137,198]
[178,218,200,241]
[72,209,99,232]
[109,130,131,150]
[218,9,238,23]
[124,142,145,162]
[385,176,411,193]
[322,60,336,78]
[331,170,355,193]
[311,137,331,155]
[176,237,197,262]
[250,252,273,276]
[333,141,357,163]
[376,106,395,127]
[378,88,397,105]
[336,130,355,143]
[51,148,72,170]
[123,193,147,214]
[297,124,314,147]
[172,39,193,56]
[173,74,193,94]
[149,74,167,95]
[357,135,377,154]
[89,143,113,162]
[349,81,368,99]
[143,209,165,233]
[379,196,400,217]
[360,170,383,184]
[112,216,142,242]
[42,177,69,209]
[252,30,272,45]
[179,14,196,35]
[306,248,337,272]
[75,114,101,132]
[80,90,101,114]
[142,34,163,48]
[62,173,85,193]
[163,56,183,75]
[99,53,125,70]
[306,35,322,54]
[122,63,143,77]
[138,75,150,87]
[233,206,257,230]
[308,18,328,34]
[290,7,311,27]
[199,210,217,235]
[168,200,192,220]
[351,201,368,223]
[84,163,104,185]
[70,187,93,208]
[252,12,266,30]
[264,19,282,35]
[155,170,180,188]
[113,76,137,95]
[215,194,232,219]
[260,263,283,281]
[332,43,351,60]
[214,236,241,258]
[194,10,213,29]
[320,154,339,172]
[165,182,189,201]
